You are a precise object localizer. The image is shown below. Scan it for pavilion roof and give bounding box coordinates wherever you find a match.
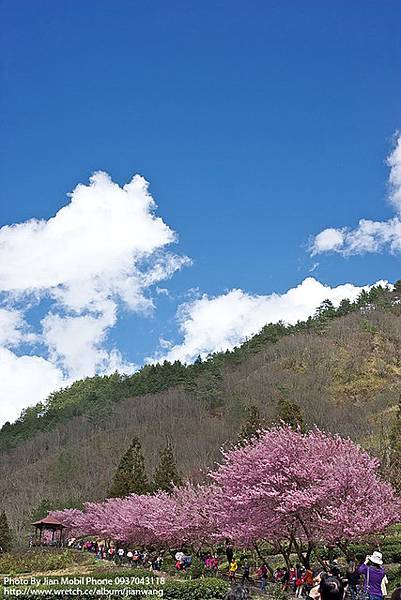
[31,516,65,528]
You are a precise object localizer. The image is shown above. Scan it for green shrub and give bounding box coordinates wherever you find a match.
[382,544,401,563]
[0,574,229,600]
[0,548,95,575]
[347,539,401,564]
[163,577,229,599]
[388,566,401,591]
[160,553,177,575]
[270,584,290,600]
[183,556,205,579]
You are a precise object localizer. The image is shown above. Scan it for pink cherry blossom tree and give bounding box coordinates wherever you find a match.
[148,483,219,550]
[51,425,400,567]
[210,425,401,566]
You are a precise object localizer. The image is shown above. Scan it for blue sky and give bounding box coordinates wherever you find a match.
[0,0,401,424]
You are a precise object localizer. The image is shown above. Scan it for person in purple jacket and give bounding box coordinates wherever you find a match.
[358,551,388,600]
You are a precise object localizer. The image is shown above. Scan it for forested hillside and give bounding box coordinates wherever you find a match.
[1,283,401,536]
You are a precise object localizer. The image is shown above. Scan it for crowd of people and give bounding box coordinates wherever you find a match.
[226,549,399,600]
[71,539,163,571]
[219,544,397,600]
[67,538,398,600]
[204,554,219,575]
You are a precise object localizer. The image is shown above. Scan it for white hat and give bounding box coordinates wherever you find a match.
[368,551,383,566]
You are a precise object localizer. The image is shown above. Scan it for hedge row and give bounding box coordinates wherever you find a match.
[348,541,401,564]
[0,577,230,600]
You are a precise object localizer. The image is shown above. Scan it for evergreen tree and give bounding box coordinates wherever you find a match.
[186,361,224,412]
[153,439,181,493]
[0,510,12,552]
[108,444,134,498]
[276,398,306,432]
[238,405,263,446]
[131,437,149,495]
[391,280,401,306]
[337,298,352,316]
[30,498,54,522]
[108,437,148,498]
[30,497,83,521]
[366,284,392,309]
[389,396,401,494]
[315,299,336,319]
[356,289,370,307]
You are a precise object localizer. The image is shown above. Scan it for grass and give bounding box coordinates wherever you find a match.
[0,548,97,576]
[0,549,230,599]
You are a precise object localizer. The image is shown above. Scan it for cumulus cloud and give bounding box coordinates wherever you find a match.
[0,172,188,425]
[0,348,65,424]
[0,308,29,346]
[311,135,401,256]
[312,229,345,254]
[0,172,188,310]
[42,304,136,379]
[157,277,377,364]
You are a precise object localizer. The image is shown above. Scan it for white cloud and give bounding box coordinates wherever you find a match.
[0,348,65,425]
[311,228,345,254]
[42,303,136,379]
[155,287,171,297]
[311,135,401,256]
[311,218,401,256]
[157,277,376,364]
[0,172,189,311]
[158,336,173,350]
[0,308,29,346]
[0,172,188,425]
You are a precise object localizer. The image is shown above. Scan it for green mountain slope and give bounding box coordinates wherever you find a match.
[1,283,400,536]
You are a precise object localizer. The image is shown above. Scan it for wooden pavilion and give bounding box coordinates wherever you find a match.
[31,516,65,547]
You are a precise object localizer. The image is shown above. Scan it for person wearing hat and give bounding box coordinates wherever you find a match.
[357,551,388,600]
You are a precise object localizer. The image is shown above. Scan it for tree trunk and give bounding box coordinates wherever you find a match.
[277,541,292,570]
[253,542,274,577]
[337,541,353,561]
[292,537,313,569]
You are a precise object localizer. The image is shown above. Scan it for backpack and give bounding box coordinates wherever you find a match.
[357,567,370,600]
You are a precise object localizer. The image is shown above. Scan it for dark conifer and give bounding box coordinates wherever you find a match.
[153,439,181,493]
[0,510,12,552]
[131,437,149,495]
[108,436,148,497]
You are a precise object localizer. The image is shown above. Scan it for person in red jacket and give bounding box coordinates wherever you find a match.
[258,563,268,593]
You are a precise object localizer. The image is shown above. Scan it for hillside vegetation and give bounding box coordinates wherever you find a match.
[1,283,401,535]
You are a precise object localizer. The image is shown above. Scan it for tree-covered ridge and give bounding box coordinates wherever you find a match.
[0,281,399,452]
